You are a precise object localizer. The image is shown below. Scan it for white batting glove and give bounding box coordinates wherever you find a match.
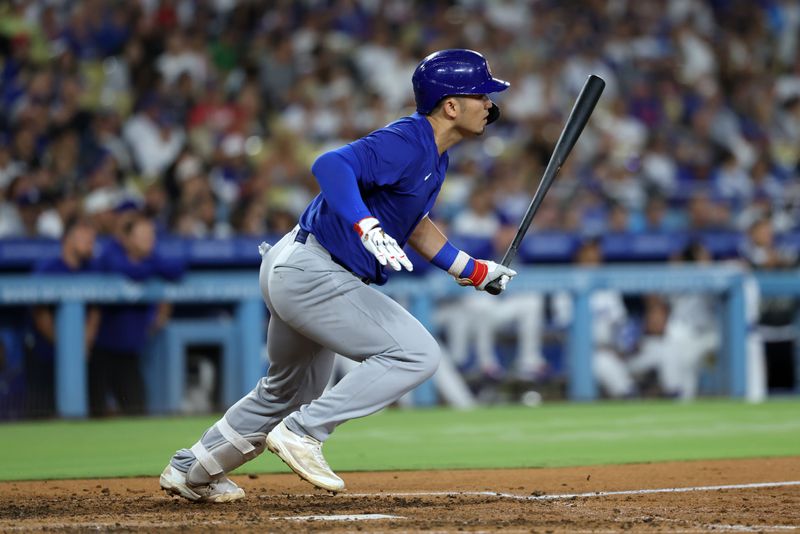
[456,259,517,291]
[355,217,413,272]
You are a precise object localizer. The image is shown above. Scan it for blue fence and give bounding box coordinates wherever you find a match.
[2,264,794,418]
[3,231,800,271]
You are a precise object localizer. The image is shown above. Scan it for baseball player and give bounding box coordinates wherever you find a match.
[160,49,516,502]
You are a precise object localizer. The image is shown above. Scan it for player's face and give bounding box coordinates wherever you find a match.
[129,219,156,257]
[69,224,96,261]
[456,94,492,135]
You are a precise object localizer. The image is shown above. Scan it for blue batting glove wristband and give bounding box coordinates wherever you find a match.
[431,242,474,277]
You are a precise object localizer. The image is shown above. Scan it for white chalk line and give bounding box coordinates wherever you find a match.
[277,513,404,522]
[636,515,800,532]
[702,525,798,532]
[336,479,800,502]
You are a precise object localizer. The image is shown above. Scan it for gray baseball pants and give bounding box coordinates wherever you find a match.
[170,226,440,482]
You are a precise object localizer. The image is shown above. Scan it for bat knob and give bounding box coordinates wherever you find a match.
[485,280,504,295]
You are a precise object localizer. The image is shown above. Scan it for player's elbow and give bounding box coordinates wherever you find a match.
[311,149,358,183]
[310,151,335,178]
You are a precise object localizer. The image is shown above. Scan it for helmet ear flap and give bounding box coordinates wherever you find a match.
[487,102,501,124]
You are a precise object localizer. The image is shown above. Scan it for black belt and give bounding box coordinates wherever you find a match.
[294,229,371,285]
[294,228,311,244]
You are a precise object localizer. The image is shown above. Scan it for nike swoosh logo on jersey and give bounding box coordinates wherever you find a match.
[424,172,432,181]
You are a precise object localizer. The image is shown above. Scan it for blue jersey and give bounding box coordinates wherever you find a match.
[299,113,449,284]
[34,256,95,275]
[28,256,96,361]
[94,239,184,353]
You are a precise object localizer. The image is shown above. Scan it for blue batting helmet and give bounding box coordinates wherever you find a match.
[412,49,510,123]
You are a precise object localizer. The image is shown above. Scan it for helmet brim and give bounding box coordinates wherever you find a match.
[473,77,510,96]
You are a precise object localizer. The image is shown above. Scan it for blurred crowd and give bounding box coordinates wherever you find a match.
[1,0,799,246]
[2,0,800,414]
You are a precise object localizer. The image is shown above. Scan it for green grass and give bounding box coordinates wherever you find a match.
[1,398,799,481]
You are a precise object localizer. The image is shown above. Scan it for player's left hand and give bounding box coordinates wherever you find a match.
[355,217,414,272]
[456,259,516,291]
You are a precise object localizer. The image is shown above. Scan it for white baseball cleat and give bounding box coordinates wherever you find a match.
[266,421,345,492]
[159,464,245,503]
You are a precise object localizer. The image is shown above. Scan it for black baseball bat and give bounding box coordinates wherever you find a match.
[486,74,605,295]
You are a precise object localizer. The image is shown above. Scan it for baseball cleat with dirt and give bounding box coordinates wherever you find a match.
[266,421,345,492]
[159,464,245,503]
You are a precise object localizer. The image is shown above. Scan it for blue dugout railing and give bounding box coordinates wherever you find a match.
[0,272,266,418]
[3,231,800,269]
[2,264,791,418]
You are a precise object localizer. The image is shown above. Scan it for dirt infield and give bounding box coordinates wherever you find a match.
[1,457,798,532]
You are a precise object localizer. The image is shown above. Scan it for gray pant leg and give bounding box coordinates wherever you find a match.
[231,310,336,435]
[171,234,334,476]
[171,230,440,475]
[266,242,440,442]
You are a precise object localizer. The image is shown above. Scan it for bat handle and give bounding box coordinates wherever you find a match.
[485,279,503,295]
[485,248,516,296]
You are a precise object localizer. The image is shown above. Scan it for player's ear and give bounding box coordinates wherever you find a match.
[441,97,460,119]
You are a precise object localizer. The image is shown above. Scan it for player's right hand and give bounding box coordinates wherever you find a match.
[456,259,517,291]
[355,217,413,272]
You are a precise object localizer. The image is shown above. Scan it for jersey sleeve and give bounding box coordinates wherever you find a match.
[311,148,373,226]
[346,127,420,189]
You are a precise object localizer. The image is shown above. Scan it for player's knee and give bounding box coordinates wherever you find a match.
[405,333,440,380]
[420,348,441,381]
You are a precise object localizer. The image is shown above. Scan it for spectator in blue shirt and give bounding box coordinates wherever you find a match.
[91,214,184,416]
[27,216,100,417]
